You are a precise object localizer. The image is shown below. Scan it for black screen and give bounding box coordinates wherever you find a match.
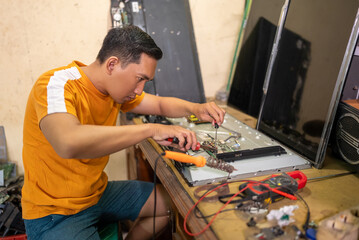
[228,0,284,116]
[229,0,358,162]
[258,0,358,161]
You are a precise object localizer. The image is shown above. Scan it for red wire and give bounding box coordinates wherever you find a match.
[183,179,296,236]
[183,182,249,237]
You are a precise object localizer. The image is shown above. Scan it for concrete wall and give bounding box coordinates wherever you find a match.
[0,0,244,177]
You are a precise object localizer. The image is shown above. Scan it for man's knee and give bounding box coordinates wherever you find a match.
[139,184,170,217]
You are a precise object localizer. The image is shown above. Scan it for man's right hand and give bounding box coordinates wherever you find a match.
[40,112,199,159]
[151,124,198,151]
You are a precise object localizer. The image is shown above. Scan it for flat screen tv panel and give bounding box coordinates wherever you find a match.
[228,0,285,117]
[257,0,359,167]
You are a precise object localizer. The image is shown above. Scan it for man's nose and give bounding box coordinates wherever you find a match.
[134,81,146,95]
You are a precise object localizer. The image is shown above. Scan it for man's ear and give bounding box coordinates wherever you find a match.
[106,57,120,75]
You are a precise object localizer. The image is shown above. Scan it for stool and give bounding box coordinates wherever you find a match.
[99,222,122,240]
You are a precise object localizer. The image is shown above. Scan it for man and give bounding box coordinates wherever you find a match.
[22,25,225,239]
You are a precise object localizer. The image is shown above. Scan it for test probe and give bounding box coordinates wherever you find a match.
[237,171,307,202]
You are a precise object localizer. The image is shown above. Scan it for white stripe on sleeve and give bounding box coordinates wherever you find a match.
[47,67,81,114]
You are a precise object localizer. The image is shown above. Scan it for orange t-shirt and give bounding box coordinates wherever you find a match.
[22,61,145,219]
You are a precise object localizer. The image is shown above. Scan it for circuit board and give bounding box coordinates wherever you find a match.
[145,113,311,186]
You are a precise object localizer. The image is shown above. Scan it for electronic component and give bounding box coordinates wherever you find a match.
[143,115,173,125]
[217,146,287,162]
[238,171,307,203]
[186,115,207,124]
[144,114,311,186]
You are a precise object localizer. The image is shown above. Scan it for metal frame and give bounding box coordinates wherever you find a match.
[315,8,359,168]
[256,0,291,129]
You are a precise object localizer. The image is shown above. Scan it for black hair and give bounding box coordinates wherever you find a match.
[96,26,163,67]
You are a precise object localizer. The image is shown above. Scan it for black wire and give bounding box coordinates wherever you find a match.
[192,178,307,230]
[192,180,262,219]
[295,171,358,232]
[193,183,227,218]
[152,151,311,235]
[293,191,310,231]
[270,184,311,233]
[152,153,163,240]
[195,207,238,218]
[307,171,356,183]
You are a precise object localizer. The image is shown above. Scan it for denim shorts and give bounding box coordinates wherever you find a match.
[24,180,154,240]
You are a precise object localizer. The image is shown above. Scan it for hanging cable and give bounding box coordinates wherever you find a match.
[152,153,164,240]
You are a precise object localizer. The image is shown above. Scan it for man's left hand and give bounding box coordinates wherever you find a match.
[192,102,226,126]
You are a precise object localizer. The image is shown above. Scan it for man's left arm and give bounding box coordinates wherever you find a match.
[130,93,226,125]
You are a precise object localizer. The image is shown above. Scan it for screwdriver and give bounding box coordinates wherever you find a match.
[214,122,219,154]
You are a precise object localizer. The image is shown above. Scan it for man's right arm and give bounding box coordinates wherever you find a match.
[40,112,197,159]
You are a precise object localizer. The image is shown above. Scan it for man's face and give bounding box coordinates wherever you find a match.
[106,53,157,104]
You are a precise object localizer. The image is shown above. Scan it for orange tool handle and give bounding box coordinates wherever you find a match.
[163,151,206,167]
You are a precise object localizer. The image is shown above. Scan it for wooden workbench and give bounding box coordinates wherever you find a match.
[125,106,359,239]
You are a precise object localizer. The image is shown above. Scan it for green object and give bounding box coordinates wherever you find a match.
[99,222,121,240]
[0,163,14,180]
[226,0,253,92]
[280,214,290,221]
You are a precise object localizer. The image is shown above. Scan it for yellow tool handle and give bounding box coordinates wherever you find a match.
[163,151,206,167]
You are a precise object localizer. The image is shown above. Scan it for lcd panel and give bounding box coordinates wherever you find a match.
[228,0,285,117]
[258,0,359,163]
